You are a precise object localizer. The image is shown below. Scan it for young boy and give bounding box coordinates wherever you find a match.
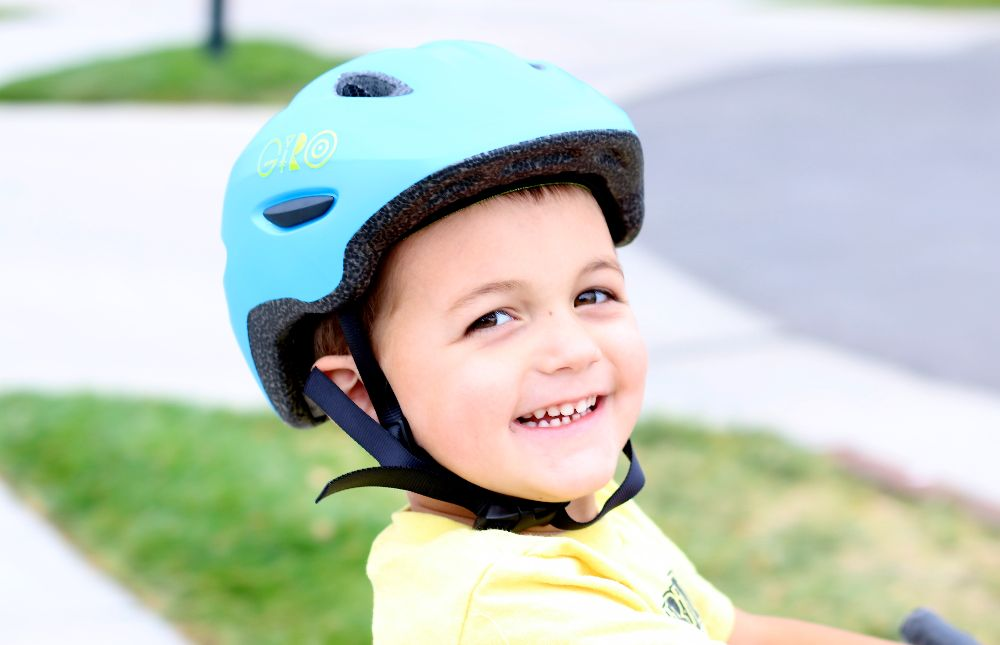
[223,41,897,643]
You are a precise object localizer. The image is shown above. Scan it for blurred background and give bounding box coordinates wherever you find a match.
[1,0,998,643]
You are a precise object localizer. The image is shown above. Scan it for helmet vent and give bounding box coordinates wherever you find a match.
[335,72,412,98]
[263,195,335,228]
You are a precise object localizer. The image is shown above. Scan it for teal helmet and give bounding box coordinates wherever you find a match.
[222,41,644,429]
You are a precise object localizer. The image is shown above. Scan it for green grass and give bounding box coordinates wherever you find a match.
[0,5,30,20]
[1,392,997,643]
[0,40,349,103]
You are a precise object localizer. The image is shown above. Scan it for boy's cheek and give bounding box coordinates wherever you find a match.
[605,319,648,368]
[632,337,649,378]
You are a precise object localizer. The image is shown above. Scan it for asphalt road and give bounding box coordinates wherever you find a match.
[628,41,1000,395]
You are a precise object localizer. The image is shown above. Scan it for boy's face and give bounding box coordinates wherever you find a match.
[372,188,647,505]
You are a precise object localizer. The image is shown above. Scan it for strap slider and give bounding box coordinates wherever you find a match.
[473,501,567,532]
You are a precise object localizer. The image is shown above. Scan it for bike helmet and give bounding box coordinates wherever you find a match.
[222,41,646,532]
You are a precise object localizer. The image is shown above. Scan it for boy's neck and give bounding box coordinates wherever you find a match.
[405,492,599,535]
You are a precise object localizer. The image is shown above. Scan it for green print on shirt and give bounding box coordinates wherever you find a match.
[661,572,703,630]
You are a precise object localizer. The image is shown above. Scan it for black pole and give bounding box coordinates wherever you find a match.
[208,0,225,57]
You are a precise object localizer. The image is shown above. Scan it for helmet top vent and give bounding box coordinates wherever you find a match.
[335,72,412,98]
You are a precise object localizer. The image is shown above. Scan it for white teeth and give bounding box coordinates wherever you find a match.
[521,396,601,427]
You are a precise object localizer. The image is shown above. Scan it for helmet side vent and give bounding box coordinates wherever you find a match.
[263,195,336,228]
[335,72,412,98]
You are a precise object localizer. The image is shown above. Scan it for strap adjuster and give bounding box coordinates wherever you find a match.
[474,501,566,532]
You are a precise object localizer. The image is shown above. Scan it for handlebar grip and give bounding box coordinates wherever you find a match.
[900,608,980,645]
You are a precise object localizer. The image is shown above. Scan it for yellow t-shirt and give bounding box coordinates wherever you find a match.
[367,493,734,644]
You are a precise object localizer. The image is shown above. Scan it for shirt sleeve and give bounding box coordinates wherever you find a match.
[671,563,735,643]
[458,553,730,645]
[620,501,735,642]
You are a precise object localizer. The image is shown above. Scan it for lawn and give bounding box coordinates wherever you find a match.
[0,5,30,19]
[0,392,996,643]
[0,40,349,103]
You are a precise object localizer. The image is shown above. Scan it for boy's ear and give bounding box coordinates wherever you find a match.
[312,354,378,421]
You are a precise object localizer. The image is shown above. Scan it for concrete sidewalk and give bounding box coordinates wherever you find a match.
[4,0,1000,102]
[3,1,1000,643]
[0,479,186,644]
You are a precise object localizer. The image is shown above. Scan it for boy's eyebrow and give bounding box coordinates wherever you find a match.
[449,259,624,312]
[449,280,524,312]
[582,257,624,277]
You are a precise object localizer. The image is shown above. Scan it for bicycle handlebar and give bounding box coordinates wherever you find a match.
[900,608,981,645]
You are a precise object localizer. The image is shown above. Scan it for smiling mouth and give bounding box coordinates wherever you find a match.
[515,396,600,428]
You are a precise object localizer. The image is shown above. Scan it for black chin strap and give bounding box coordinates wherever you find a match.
[303,307,645,533]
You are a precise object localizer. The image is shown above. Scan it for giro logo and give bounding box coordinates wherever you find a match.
[257,130,338,178]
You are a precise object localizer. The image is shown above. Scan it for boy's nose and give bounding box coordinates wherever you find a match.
[534,310,602,374]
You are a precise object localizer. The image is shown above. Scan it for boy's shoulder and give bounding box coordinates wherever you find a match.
[367,507,602,581]
[366,496,647,602]
[366,490,675,578]
[366,500,735,644]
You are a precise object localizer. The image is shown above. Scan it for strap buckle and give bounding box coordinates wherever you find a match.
[473,501,567,532]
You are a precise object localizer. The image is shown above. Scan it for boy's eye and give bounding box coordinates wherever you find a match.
[575,289,612,307]
[466,310,514,334]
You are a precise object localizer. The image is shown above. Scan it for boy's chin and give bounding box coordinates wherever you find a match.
[514,465,618,505]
